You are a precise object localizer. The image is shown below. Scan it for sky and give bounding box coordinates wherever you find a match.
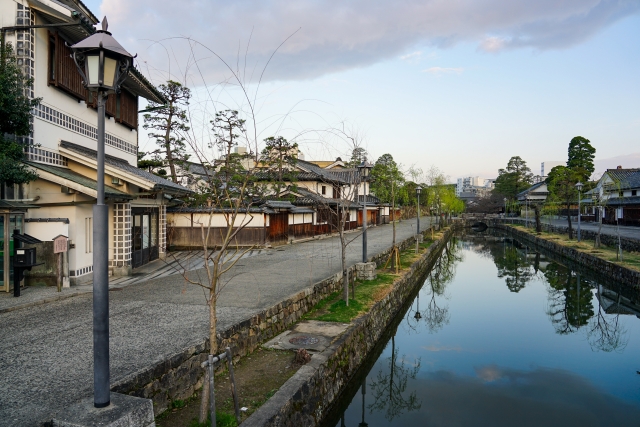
[82,0,640,182]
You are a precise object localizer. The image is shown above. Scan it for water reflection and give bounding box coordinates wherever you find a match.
[588,285,630,353]
[368,335,421,421]
[326,231,640,427]
[405,239,460,334]
[545,267,594,334]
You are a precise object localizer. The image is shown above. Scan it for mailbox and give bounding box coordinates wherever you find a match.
[14,247,37,267]
[12,231,43,297]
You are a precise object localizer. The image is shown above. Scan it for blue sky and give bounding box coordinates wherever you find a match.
[83,0,640,181]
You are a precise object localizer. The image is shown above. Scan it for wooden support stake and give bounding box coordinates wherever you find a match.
[199,369,210,424]
[57,252,63,292]
[225,347,241,424]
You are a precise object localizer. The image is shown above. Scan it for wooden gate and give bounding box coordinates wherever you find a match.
[269,212,289,245]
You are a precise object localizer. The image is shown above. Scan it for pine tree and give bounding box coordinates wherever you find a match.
[567,136,596,183]
[143,80,191,184]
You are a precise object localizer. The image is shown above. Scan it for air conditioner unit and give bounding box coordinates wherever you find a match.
[61,185,76,194]
[111,177,123,186]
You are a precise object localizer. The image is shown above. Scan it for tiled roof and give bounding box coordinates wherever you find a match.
[516,181,548,198]
[603,169,640,190]
[183,161,214,177]
[296,159,358,185]
[60,141,191,194]
[293,188,359,207]
[602,196,640,206]
[27,162,133,199]
[123,68,168,104]
[262,200,297,210]
[356,194,381,205]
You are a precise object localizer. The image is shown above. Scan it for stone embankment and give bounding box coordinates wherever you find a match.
[242,226,453,426]
[460,218,639,289]
[496,218,640,253]
[112,224,447,415]
[494,223,640,290]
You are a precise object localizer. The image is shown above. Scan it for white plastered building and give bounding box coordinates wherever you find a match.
[0,0,190,290]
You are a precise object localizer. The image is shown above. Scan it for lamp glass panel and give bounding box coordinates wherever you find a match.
[86,55,100,85]
[103,57,117,88]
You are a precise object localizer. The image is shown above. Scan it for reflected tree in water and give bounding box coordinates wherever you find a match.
[587,285,629,353]
[369,336,421,421]
[544,264,594,334]
[494,242,536,293]
[421,239,462,333]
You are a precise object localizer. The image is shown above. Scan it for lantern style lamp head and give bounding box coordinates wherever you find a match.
[71,17,133,93]
[575,181,584,192]
[358,159,373,179]
[416,186,422,195]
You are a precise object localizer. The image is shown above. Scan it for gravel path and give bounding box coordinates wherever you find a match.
[0,217,434,426]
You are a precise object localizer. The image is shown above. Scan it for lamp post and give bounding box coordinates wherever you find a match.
[575,181,584,242]
[416,186,422,235]
[503,197,507,220]
[70,17,133,409]
[358,159,373,263]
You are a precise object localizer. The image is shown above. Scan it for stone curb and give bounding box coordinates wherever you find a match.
[0,290,89,314]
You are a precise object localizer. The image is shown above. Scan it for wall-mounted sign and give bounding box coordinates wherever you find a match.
[53,235,68,254]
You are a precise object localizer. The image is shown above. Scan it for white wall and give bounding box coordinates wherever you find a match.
[168,212,265,228]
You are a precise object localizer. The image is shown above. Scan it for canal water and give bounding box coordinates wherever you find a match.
[322,230,640,427]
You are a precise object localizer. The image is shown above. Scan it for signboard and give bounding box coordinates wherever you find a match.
[53,235,68,254]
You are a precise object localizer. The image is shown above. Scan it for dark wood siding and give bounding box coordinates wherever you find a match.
[118,88,138,129]
[48,31,138,129]
[49,31,87,101]
[289,223,314,239]
[269,213,289,245]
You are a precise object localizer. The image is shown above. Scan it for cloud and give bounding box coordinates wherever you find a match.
[99,0,640,83]
[400,51,423,61]
[421,344,462,352]
[423,67,464,76]
[480,36,507,52]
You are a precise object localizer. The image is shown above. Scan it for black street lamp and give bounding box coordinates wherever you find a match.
[70,17,133,409]
[416,186,422,235]
[503,197,507,218]
[358,159,373,263]
[575,181,584,242]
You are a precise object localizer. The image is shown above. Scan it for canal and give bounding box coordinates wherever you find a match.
[321,230,640,426]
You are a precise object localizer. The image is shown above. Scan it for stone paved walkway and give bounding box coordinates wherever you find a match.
[0,217,433,426]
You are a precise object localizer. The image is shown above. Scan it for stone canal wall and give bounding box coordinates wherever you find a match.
[488,218,640,253]
[493,223,640,290]
[111,223,445,414]
[242,226,455,426]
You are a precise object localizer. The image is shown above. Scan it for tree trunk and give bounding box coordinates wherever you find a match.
[341,226,348,305]
[594,207,602,248]
[163,105,178,184]
[566,203,573,239]
[534,204,542,233]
